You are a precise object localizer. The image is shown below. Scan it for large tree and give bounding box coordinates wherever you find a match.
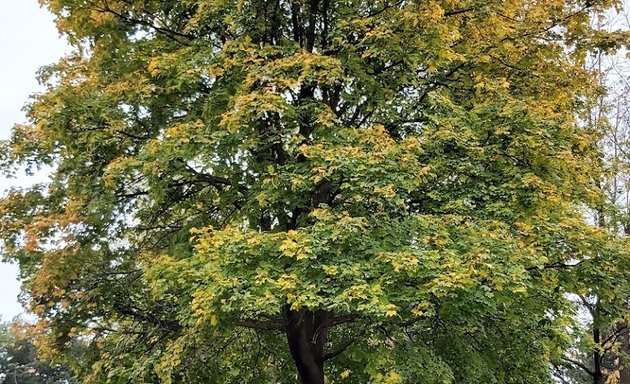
[2,0,630,383]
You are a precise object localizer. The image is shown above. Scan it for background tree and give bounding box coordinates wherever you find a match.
[2,0,630,383]
[0,319,79,384]
[551,5,630,383]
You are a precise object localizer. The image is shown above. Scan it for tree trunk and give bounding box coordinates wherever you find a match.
[618,322,630,384]
[284,306,330,384]
[620,224,630,384]
[594,325,606,384]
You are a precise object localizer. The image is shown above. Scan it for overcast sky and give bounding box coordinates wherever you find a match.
[0,0,69,321]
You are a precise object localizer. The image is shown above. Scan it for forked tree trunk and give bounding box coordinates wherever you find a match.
[284,307,331,384]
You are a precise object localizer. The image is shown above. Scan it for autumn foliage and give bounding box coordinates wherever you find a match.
[1,0,630,383]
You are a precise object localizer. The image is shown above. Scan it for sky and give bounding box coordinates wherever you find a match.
[0,0,69,321]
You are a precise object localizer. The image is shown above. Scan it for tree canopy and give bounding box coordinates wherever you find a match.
[2,0,630,383]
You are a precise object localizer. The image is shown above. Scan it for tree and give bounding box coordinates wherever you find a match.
[1,0,630,383]
[0,319,79,384]
[550,5,630,383]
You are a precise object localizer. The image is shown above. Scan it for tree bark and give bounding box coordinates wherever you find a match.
[284,306,330,384]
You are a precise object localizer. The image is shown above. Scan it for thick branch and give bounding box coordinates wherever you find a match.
[561,356,595,377]
[305,0,321,52]
[236,319,286,332]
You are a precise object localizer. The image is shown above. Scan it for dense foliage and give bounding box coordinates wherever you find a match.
[2,0,630,383]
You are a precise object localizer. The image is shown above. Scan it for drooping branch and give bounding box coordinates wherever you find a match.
[93,0,196,45]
